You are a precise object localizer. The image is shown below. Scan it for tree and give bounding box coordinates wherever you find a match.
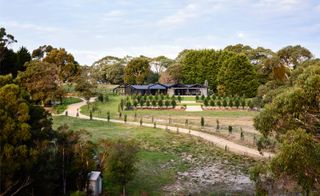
[277,45,312,69]
[17,60,61,104]
[124,57,150,84]
[75,74,96,102]
[252,61,320,193]
[0,27,17,63]
[91,56,125,84]
[32,46,80,83]
[105,140,139,195]
[217,54,259,97]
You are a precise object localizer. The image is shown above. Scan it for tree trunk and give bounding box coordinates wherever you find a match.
[122,186,126,196]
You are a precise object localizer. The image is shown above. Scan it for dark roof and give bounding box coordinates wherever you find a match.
[114,83,206,90]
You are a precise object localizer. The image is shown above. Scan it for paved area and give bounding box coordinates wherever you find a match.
[185,105,203,112]
[62,98,274,159]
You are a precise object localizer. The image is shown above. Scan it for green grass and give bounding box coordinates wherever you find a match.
[53,97,82,114]
[52,116,255,195]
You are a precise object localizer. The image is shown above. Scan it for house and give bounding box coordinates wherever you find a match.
[88,171,102,196]
[113,83,208,96]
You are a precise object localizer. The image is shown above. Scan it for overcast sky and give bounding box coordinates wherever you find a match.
[1,0,319,65]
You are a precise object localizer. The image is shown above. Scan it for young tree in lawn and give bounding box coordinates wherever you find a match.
[201,117,205,127]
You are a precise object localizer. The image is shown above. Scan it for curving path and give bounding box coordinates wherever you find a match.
[63,98,274,159]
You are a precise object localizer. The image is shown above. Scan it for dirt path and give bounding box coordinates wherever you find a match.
[63,98,274,159]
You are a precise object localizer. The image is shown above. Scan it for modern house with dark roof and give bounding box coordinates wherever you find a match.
[113,83,208,96]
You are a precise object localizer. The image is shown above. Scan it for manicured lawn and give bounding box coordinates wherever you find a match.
[52,116,255,195]
[53,97,82,114]
[81,95,258,118]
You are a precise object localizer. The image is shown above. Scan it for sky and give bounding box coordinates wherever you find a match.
[1,0,319,65]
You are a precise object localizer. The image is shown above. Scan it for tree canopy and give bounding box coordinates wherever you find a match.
[124,57,150,84]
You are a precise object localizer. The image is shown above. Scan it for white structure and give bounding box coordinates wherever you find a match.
[88,171,102,196]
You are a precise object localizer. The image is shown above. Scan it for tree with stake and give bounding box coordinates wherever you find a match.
[201,117,205,128]
[185,119,189,127]
[119,112,122,119]
[140,118,143,126]
[65,111,68,116]
[154,122,156,128]
[107,111,110,122]
[228,125,233,134]
[240,128,244,140]
[124,114,127,123]
[90,110,93,120]
[216,119,220,131]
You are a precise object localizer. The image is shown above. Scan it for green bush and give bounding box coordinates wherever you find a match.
[98,93,104,102]
[158,99,163,107]
[223,98,228,107]
[177,95,182,102]
[228,125,233,134]
[229,99,233,107]
[195,95,199,101]
[126,101,132,109]
[248,100,254,109]
[133,100,138,107]
[216,119,220,130]
[152,100,157,107]
[124,114,127,123]
[146,100,150,107]
[171,99,177,108]
[235,99,240,108]
[241,99,246,108]
[217,100,221,107]
[204,98,209,106]
[165,100,170,108]
[139,99,144,107]
[212,95,216,100]
[210,100,215,106]
[201,95,205,100]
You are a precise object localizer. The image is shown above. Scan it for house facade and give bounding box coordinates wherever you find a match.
[113,83,208,96]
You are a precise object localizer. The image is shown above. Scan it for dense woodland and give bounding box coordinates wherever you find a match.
[1,26,320,195]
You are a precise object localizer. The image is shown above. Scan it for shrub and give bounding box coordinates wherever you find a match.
[204,98,209,106]
[217,100,221,107]
[137,95,141,102]
[98,93,104,102]
[124,114,127,123]
[201,117,205,127]
[166,94,170,99]
[223,98,228,107]
[133,100,138,107]
[165,100,170,108]
[171,95,176,101]
[140,118,143,126]
[195,95,199,101]
[126,101,132,109]
[120,99,125,111]
[177,95,182,102]
[241,99,246,108]
[201,95,205,100]
[248,100,254,109]
[104,94,109,102]
[154,94,159,100]
[171,99,177,108]
[152,100,157,107]
[143,94,147,101]
[158,99,163,107]
[229,99,233,107]
[212,95,216,100]
[210,100,215,107]
[148,95,153,100]
[235,99,240,108]
[160,94,164,100]
[90,110,93,120]
[146,100,150,107]
[228,125,233,134]
[185,119,189,126]
[139,99,144,107]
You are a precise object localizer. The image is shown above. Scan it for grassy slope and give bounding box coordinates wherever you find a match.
[52,116,255,195]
